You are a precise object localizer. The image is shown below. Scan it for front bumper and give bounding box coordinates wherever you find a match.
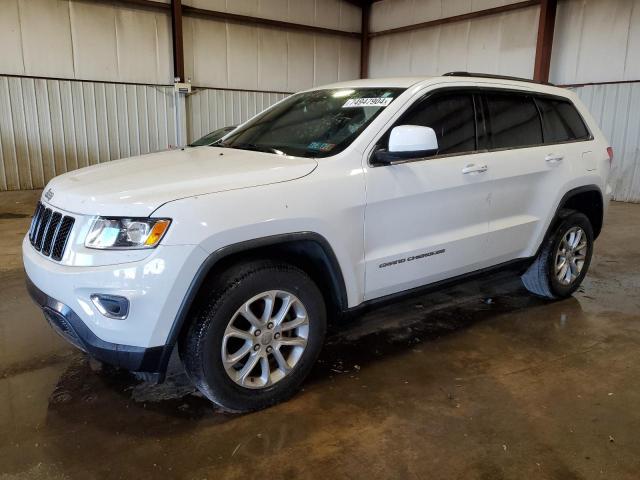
[26,275,164,372]
[22,233,209,376]
[23,235,207,347]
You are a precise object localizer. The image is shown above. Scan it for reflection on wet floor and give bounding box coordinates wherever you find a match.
[0,213,30,220]
[1,192,640,479]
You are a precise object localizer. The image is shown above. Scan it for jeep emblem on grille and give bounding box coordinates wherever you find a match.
[44,189,54,201]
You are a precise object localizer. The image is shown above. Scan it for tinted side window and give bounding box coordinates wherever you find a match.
[399,92,476,156]
[536,97,590,143]
[485,93,542,149]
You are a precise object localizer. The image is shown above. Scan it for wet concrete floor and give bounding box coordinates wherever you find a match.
[1,190,639,479]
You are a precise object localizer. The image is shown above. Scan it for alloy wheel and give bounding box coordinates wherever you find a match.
[555,226,588,285]
[221,290,309,389]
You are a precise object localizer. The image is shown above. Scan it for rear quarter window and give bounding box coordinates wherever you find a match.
[535,97,591,143]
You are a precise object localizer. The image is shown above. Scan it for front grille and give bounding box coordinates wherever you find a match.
[29,202,75,261]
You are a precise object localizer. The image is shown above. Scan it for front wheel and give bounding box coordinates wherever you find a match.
[521,211,594,299]
[180,260,326,412]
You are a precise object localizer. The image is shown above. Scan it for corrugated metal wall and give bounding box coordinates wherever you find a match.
[0,75,289,191]
[186,88,288,142]
[0,75,177,191]
[573,83,640,203]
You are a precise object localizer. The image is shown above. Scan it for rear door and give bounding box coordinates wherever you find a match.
[536,96,594,172]
[363,89,494,300]
[480,90,590,263]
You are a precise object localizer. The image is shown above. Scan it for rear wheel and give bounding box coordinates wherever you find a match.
[521,211,594,299]
[180,260,326,412]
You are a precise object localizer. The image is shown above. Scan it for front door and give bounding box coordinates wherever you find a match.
[363,90,494,300]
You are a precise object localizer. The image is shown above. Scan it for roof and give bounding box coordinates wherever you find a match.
[308,77,428,90]
[308,74,572,98]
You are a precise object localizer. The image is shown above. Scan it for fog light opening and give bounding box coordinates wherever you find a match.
[90,294,129,320]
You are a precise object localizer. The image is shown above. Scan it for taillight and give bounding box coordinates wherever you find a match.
[607,146,614,166]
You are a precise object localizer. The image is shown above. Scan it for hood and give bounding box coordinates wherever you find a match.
[44,147,318,216]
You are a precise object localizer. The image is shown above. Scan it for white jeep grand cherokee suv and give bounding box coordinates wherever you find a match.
[24,73,612,412]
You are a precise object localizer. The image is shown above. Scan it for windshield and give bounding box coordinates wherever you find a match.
[218,87,405,158]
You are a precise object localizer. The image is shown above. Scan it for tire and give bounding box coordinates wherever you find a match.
[521,210,594,299]
[179,260,326,413]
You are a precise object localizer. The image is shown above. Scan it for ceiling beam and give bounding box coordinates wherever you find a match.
[533,0,558,83]
[360,3,370,78]
[343,0,368,7]
[93,0,170,11]
[171,0,185,82]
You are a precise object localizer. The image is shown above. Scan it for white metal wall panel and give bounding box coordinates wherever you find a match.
[0,76,176,191]
[69,1,120,82]
[287,31,316,91]
[370,0,524,32]
[551,0,640,85]
[627,3,640,81]
[257,0,289,21]
[0,0,25,76]
[259,29,289,91]
[368,6,538,78]
[18,0,75,79]
[228,23,260,90]
[572,83,640,203]
[183,0,361,32]
[112,7,173,85]
[338,37,362,81]
[314,35,341,85]
[0,0,173,85]
[184,17,229,88]
[184,18,361,91]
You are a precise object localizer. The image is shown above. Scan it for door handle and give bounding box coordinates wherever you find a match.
[545,154,564,164]
[462,163,488,175]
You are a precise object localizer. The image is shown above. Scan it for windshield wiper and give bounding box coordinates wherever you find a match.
[227,143,283,155]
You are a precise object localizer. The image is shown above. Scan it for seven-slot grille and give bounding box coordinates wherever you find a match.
[29,202,75,261]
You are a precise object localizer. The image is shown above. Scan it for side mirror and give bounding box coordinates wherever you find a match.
[372,125,439,165]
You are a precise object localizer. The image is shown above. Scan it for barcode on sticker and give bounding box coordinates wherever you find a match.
[343,98,393,108]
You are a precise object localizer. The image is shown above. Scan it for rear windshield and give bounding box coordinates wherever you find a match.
[218,88,405,158]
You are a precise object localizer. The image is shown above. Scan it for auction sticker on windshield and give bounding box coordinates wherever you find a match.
[343,98,393,108]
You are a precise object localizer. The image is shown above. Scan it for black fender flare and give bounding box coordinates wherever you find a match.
[156,232,348,378]
[535,184,604,258]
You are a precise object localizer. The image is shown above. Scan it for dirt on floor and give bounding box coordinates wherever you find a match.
[1,191,639,479]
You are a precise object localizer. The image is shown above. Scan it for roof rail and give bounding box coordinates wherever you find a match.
[442,71,555,86]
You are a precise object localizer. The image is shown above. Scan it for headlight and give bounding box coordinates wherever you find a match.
[85,218,171,249]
